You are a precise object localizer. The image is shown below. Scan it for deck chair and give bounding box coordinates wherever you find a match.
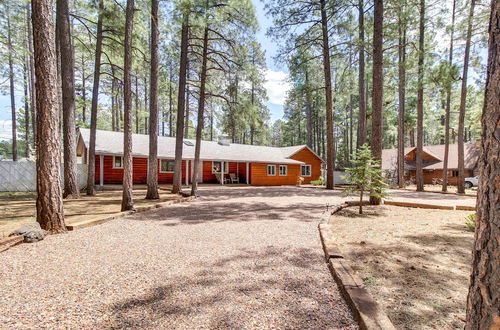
[229,173,240,184]
[215,172,231,184]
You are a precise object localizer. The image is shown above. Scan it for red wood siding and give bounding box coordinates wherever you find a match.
[407,169,473,185]
[96,155,189,184]
[287,147,323,184]
[250,163,301,186]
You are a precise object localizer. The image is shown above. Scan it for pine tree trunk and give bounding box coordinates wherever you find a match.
[416,0,425,192]
[370,0,383,205]
[320,0,335,189]
[397,16,406,188]
[146,0,160,200]
[457,0,476,194]
[32,0,66,233]
[86,0,104,196]
[7,7,17,161]
[169,68,174,137]
[121,0,135,211]
[135,75,139,134]
[23,60,30,159]
[185,63,190,138]
[305,69,313,148]
[191,27,209,197]
[26,4,37,150]
[81,53,87,123]
[442,0,456,193]
[57,0,80,199]
[466,0,499,325]
[172,15,189,194]
[356,0,366,148]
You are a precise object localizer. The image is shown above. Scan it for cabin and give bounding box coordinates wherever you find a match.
[381,143,480,185]
[76,128,324,186]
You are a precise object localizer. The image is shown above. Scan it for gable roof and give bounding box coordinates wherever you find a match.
[382,143,480,170]
[77,128,317,165]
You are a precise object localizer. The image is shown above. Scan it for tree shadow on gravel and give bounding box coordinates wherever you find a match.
[126,200,331,225]
[102,246,355,329]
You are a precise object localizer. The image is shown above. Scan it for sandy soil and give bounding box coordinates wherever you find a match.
[329,205,474,330]
[0,189,178,237]
[0,186,356,329]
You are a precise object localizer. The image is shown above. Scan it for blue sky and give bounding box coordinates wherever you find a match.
[0,0,289,139]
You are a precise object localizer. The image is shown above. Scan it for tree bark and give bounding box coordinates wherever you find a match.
[191,27,209,197]
[23,59,30,159]
[370,0,383,204]
[32,0,66,233]
[320,0,335,189]
[172,15,189,194]
[121,0,135,211]
[57,0,80,199]
[356,0,366,148]
[416,0,425,192]
[86,0,104,196]
[146,0,160,200]
[397,15,406,188]
[7,7,17,161]
[466,0,499,325]
[442,0,456,193]
[457,0,476,194]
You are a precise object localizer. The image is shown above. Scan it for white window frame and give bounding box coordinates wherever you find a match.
[159,159,175,173]
[212,161,228,174]
[112,156,123,169]
[267,164,276,176]
[301,164,312,177]
[279,165,287,176]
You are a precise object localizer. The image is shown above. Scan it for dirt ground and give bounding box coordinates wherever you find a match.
[329,205,474,330]
[0,189,179,237]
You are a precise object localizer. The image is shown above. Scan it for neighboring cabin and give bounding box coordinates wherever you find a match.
[77,128,323,186]
[381,143,480,185]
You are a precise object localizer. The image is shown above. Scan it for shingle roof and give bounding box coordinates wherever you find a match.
[78,128,307,165]
[381,143,480,170]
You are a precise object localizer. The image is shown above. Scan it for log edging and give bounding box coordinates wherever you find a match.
[318,202,396,330]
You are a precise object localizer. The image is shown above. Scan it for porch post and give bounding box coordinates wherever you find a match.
[185,160,189,186]
[99,155,104,186]
[246,162,249,184]
[221,161,224,185]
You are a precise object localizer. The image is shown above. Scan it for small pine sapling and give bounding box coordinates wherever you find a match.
[343,144,388,214]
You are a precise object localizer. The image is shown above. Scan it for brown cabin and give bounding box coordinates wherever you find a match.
[381,143,480,185]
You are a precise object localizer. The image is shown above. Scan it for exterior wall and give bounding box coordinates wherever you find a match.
[95,155,189,184]
[407,169,474,185]
[287,147,323,184]
[250,163,301,186]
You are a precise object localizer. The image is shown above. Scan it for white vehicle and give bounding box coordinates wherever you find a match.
[464,175,479,188]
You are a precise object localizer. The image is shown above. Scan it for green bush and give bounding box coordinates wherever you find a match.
[465,213,476,232]
[311,177,325,186]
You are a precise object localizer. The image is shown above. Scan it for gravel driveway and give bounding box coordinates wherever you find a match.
[0,186,357,329]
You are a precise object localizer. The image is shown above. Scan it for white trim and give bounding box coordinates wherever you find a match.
[185,160,189,185]
[159,159,175,173]
[279,165,287,176]
[301,164,312,177]
[285,145,324,163]
[112,155,123,169]
[99,155,104,186]
[246,162,249,184]
[212,161,228,174]
[267,164,276,176]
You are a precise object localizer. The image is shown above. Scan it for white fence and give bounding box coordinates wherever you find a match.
[0,160,87,192]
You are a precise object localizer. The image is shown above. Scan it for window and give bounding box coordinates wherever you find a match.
[267,165,276,176]
[301,164,312,177]
[212,161,228,173]
[160,159,175,173]
[279,165,287,176]
[451,170,459,177]
[183,140,194,146]
[113,156,123,169]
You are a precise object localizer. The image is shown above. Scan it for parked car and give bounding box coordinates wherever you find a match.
[464,175,479,188]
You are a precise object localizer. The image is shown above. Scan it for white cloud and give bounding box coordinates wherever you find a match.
[264,69,291,106]
[0,120,13,140]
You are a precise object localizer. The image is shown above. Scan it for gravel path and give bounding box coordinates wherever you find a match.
[0,186,357,329]
[386,189,476,207]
